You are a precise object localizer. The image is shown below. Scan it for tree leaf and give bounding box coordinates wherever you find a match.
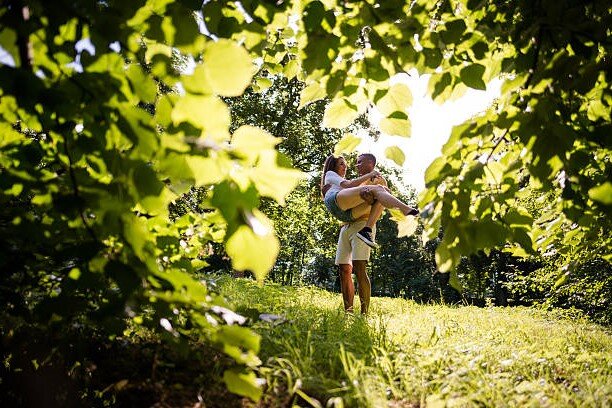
[183,65,213,95]
[171,95,230,140]
[283,59,300,79]
[126,64,157,103]
[323,98,359,129]
[185,155,227,186]
[376,83,413,115]
[379,116,411,137]
[460,64,486,90]
[203,39,254,97]
[231,125,280,163]
[448,270,463,293]
[250,152,305,205]
[0,28,19,66]
[333,133,361,156]
[385,145,405,166]
[226,225,280,282]
[388,209,418,238]
[588,182,612,205]
[223,370,263,401]
[299,82,326,109]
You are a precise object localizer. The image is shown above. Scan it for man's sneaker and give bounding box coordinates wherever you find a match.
[356,228,379,249]
[407,207,419,216]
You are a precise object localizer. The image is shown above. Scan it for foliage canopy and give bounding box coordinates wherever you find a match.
[1,0,610,400]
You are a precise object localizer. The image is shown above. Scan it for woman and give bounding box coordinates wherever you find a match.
[320,154,419,247]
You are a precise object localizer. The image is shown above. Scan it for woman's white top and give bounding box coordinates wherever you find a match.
[324,170,345,197]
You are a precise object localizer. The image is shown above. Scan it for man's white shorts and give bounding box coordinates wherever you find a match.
[335,221,376,265]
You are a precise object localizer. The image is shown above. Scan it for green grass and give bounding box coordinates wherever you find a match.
[218,277,612,407]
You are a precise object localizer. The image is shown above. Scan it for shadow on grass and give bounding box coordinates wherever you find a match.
[0,323,245,407]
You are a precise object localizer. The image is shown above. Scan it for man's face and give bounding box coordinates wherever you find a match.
[356,155,374,175]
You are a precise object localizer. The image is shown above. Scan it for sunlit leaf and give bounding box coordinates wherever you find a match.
[389,209,418,237]
[183,65,213,94]
[171,95,230,140]
[385,146,405,166]
[126,64,157,103]
[283,59,300,79]
[298,82,326,109]
[588,182,612,205]
[379,116,411,137]
[231,125,280,163]
[333,133,361,156]
[185,155,227,186]
[223,370,263,401]
[424,157,446,185]
[376,83,412,115]
[226,225,280,282]
[203,39,254,97]
[323,98,359,129]
[250,151,305,205]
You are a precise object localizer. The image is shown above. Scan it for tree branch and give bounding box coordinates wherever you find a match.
[61,127,99,242]
[485,129,509,164]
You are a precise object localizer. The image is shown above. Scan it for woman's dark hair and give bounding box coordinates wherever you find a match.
[320,154,341,198]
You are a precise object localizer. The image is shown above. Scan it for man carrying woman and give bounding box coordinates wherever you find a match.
[321,153,419,314]
[320,154,419,248]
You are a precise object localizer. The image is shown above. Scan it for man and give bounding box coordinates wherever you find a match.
[335,153,385,315]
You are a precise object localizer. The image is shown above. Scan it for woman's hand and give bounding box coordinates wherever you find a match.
[321,184,332,196]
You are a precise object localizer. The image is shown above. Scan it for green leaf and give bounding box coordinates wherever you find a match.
[203,39,254,97]
[588,182,612,205]
[435,243,459,273]
[126,64,157,103]
[303,1,325,33]
[171,95,230,140]
[217,325,260,353]
[440,19,466,44]
[231,125,280,162]
[283,59,300,79]
[0,28,19,66]
[323,98,359,129]
[185,155,227,186]
[155,93,177,127]
[226,225,280,282]
[376,83,412,115]
[587,99,611,121]
[250,152,304,205]
[460,64,486,90]
[385,145,405,166]
[379,116,411,137]
[299,82,326,109]
[448,270,463,293]
[223,370,263,401]
[0,122,25,147]
[253,77,273,92]
[389,209,418,237]
[428,72,453,101]
[424,157,446,185]
[333,133,361,156]
[123,214,151,261]
[183,65,213,95]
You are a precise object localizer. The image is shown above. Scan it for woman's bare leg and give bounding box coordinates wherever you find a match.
[337,185,416,216]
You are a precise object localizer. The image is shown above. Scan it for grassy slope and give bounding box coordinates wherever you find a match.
[218,277,612,408]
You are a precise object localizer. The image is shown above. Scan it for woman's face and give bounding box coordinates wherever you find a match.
[335,157,347,177]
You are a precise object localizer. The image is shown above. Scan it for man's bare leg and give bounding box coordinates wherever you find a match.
[365,201,384,229]
[338,264,354,313]
[353,260,370,315]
